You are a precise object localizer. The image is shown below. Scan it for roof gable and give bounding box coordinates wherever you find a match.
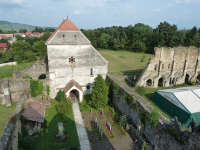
[64,79,83,93]
[0,43,9,47]
[47,18,79,43]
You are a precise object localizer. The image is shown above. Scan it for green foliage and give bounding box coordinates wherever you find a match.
[70,146,80,150]
[146,109,160,127]
[30,79,44,97]
[184,26,198,46]
[21,126,28,139]
[188,80,195,85]
[113,81,120,94]
[122,94,135,106]
[98,33,110,49]
[106,79,113,102]
[62,115,69,123]
[91,74,109,108]
[55,90,66,102]
[135,86,146,96]
[32,40,47,59]
[139,111,146,124]
[46,84,50,95]
[22,136,36,150]
[141,142,148,150]
[20,115,25,124]
[0,49,14,63]
[56,96,72,115]
[140,54,146,62]
[18,133,22,149]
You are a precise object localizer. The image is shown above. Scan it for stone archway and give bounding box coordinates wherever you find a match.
[185,74,189,83]
[69,89,79,103]
[38,74,46,79]
[197,74,200,82]
[146,79,152,87]
[158,78,164,87]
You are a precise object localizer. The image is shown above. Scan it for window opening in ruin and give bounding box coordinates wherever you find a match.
[185,74,190,83]
[90,68,93,76]
[169,78,172,85]
[197,74,200,82]
[172,78,175,85]
[158,78,163,87]
[168,64,171,69]
[38,74,46,79]
[23,74,32,79]
[154,64,158,70]
[146,79,152,87]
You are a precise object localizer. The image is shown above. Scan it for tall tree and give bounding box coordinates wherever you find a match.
[184,26,197,46]
[91,74,109,109]
[99,33,110,49]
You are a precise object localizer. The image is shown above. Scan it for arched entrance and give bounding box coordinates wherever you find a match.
[146,79,152,87]
[70,89,79,103]
[158,78,164,87]
[197,74,200,82]
[38,74,46,79]
[185,74,189,83]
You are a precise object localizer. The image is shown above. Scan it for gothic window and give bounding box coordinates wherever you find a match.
[90,68,93,76]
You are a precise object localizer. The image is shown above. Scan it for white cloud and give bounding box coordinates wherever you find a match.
[73,10,84,15]
[175,0,200,4]
[48,6,54,11]
[43,12,47,16]
[168,3,174,7]
[153,9,160,12]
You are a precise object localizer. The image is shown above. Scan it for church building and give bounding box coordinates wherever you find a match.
[46,18,108,102]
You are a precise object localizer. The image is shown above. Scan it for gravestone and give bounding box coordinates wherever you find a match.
[109,123,111,131]
[95,117,97,123]
[58,122,64,136]
[101,109,103,115]
[126,123,130,131]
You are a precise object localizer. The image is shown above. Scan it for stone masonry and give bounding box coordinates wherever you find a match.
[135,46,200,88]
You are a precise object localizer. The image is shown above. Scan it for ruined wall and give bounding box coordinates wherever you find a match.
[0,79,30,106]
[107,74,200,150]
[13,59,48,80]
[0,95,27,150]
[135,46,200,88]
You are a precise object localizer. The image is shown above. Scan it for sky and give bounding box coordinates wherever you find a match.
[0,0,199,30]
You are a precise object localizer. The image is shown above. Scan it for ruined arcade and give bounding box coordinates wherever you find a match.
[135,46,200,88]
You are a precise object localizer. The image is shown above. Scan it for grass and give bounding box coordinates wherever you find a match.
[35,99,80,149]
[79,95,122,122]
[98,49,154,76]
[0,103,17,137]
[0,62,35,80]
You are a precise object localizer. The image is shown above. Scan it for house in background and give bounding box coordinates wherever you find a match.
[0,35,8,39]
[0,43,10,53]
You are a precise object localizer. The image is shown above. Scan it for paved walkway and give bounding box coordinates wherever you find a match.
[73,103,91,150]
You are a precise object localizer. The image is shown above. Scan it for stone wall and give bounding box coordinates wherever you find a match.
[0,62,17,67]
[0,95,28,150]
[13,59,48,80]
[135,46,200,88]
[107,74,200,150]
[0,79,30,106]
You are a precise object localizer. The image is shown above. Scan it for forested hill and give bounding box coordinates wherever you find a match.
[0,21,55,32]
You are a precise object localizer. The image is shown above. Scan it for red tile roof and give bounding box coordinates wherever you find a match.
[64,79,83,93]
[0,43,9,47]
[47,18,79,43]
[0,35,8,39]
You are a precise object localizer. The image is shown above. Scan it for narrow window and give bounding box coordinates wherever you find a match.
[90,68,93,76]
[63,35,65,37]
[87,85,90,89]
[74,35,76,40]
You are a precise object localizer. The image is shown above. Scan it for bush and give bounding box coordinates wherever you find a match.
[46,84,50,95]
[22,136,36,150]
[56,96,72,114]
[55,90,65,102]
[113,81,120,94]
[135,85,146,96]
[188,80,195,86]
[146,109,160,127]
[20,115,25,124]
[62,115,69,123]
[70,147,80,150]
[30,79,43,97]
[21,126,28,139]
[18,133,22,149]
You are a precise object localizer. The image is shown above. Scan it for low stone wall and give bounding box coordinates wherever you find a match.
[0,95,28,150]
[107,74,200,150]
[0,62,17,67]
[0,78,31,106]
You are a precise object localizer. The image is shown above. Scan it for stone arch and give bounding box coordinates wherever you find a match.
[146,79,152,87]
[197,74,200,80]
[38,73,46,79]
[22,74,32,79]
[158,77,164,87]
[185,74,190,83]
[69,89,79,103]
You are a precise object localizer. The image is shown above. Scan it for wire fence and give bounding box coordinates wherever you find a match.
[0,62,35,80]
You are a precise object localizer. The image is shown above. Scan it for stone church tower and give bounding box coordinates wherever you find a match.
[46,18,108,102]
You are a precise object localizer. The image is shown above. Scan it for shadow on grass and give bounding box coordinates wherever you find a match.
[120,69,143,76]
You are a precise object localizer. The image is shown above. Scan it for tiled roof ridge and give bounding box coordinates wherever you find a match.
[47,18,79,43]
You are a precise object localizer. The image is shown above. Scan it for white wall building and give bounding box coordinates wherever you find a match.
[46,18,108,102]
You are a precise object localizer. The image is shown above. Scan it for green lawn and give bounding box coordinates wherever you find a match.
[35,100,80,149]
[79,95,122,122]
[0,62,35,80]
[0,103,17,137]
[98,49,154,76]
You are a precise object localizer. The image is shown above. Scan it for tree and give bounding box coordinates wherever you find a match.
[191,32,200,48]
[15,35,24,41]
[152,21,179,47]
[98,33,110,49]
[55,90,66,102]
[0,29,4,33]
[56,96,73,114]
[184,26,198,46]
[91,74,109,108]
[0,38,9,44]
[42,31,52,41]
[0,49,14,63]
[19,29,27,33]
[32,40,47,58]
